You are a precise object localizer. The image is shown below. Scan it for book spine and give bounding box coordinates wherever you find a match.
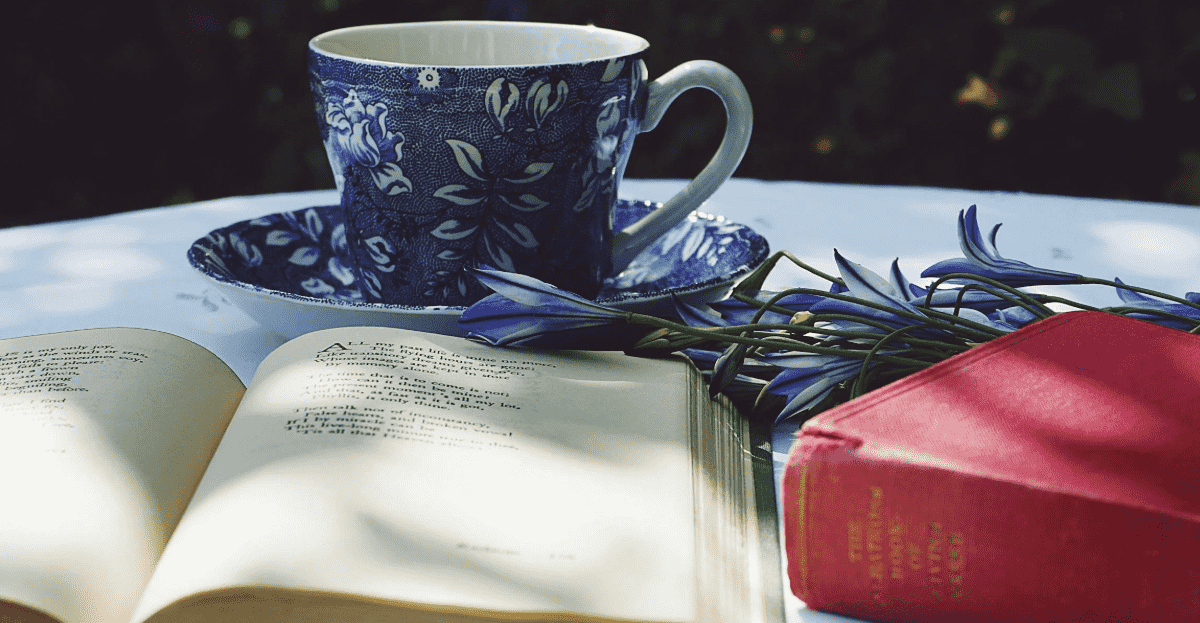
[783,434,1200,623]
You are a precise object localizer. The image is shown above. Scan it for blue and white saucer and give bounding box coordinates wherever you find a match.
[187,199,769,338]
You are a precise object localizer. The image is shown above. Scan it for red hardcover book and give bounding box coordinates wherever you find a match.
[782,311,1200,623]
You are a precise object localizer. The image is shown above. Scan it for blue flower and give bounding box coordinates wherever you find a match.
[706,292,824,326]
[922,205,1080,287]
[806,250,938,337]
[1110,278,1200,330]
[709,343,749,399]
[763,352,888,424]
[323,88,412,196]
[988,305,1040,332]
[457,268,648,349]
[889,257,1018,334]
[680,348,776,376]
[673,297,730,328]
[679,347,777,412]
[832,250,924,316]
[890,259,1013,314]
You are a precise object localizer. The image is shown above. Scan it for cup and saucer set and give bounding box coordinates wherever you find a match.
[188,21,768,338]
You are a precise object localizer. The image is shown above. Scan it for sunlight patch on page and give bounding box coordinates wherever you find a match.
[0,401,161,623]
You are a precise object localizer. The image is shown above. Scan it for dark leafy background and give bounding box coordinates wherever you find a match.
[7,0,1198,228]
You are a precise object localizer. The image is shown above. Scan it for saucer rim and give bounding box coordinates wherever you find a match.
[187,200,768,316]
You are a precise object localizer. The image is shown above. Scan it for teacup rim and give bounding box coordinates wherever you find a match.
[309,20,650,69]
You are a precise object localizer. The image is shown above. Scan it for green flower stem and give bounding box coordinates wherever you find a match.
[735,300,972,353]
[851,363,932,400]
[731,291,800,319]
[947,283,1054,319]
[626,312,807,351]
[1078,277,1200,312]
[852,324,935,398]
[752,286,1005,340]
[919,307,1013,339]
[795,311,965,344]
[743,318,973,355]
[624,312,935,368]
[924,273,1056,317]
[1102,306,1200,329]
[734,250,843,294]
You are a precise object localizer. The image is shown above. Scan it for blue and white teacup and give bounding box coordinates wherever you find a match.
[309,21,752,306]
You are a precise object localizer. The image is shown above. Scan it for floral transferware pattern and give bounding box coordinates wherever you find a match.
[309,48,652,307]
[322,88,412,197]
[187,201,768,317]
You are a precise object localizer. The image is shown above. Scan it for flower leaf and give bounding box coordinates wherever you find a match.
[493,217,539,249]
[503,162,553,184]
[430,218,479,241]
[601,59,625,82]
[300,277,334,296]
[436,248,468,261]
[446,139,489,181]
[483,234,516,272]
[266,230,300,246]
[288,246,321,267]
[433,184,486,206]
[327,257,356,285]
[500,193,550,212]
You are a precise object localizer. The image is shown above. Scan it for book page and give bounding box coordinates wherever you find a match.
[134,327,698,623]
[0,328,245,623]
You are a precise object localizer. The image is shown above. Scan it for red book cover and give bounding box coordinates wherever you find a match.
[782,311,1200,623]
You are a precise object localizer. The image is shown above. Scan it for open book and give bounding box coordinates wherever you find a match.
[0,326,780,623]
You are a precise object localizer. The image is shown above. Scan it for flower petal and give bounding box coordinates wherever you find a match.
[709,343,747,398]
[1110,277,1200,329]
[989,305,1040,331]
[834,250,923,317]
[469,267,624,317]
[370,162,413,195]
[707,292,820,326]
[673,298,728,328]
[458,293,643,349]
[434,184,486,206]
[921,206,1080,287]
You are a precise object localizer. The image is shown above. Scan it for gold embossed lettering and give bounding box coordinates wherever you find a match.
[867,487,885,600]
[888,520,905,580]
[927,522,944,598]
[848,520,863,563]
[947,531,966,599]
[908,541,923,571]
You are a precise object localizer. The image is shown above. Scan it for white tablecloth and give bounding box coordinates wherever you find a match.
[3,178,1198,623]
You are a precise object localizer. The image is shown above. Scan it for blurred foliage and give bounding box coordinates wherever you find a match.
[6,0,1199,227]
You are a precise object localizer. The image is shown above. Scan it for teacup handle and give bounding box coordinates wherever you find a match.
[610,60,753,271]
